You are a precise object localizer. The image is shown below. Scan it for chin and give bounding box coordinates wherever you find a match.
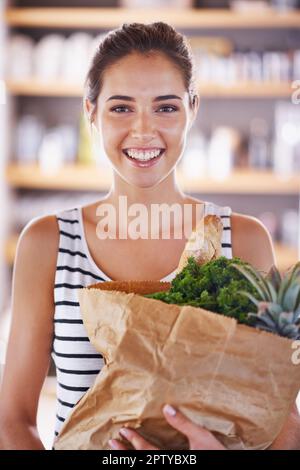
[129,176,163,189]
[120,169,169,189]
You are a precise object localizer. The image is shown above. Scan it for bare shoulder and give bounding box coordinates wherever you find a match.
[19,213,58,243]
[231,212,276,273]
[13,213,59,320]
[16,214,59,279]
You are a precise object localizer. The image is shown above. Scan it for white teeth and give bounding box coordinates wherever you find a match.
[125,149,162,161]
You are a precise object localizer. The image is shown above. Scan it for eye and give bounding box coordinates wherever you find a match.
[157,105,178,113]
[110,106,131,113]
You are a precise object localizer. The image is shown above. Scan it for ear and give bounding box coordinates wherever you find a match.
[193,95,200,113]
[84,98,93,123]
[188,95,200,131]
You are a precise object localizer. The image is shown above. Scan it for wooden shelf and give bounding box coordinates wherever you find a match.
[177,170,300,195]
[6,80,84,97]
[4,233,298,273]
[6,164,113,191]
[5,164,300,195]
[198,82,294,98]
[5,80,294,98]
[5,8,300,29]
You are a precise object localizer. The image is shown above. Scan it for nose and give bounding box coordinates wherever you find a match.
[130,110,156,140]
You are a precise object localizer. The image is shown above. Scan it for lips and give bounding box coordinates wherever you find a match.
[122,149,165,168]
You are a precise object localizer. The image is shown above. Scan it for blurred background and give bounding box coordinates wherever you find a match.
[0,0,299,448]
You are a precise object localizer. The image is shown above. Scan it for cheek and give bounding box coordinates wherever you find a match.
[101,118,127,150]
[162,119,188,146]
[160,112,188,134]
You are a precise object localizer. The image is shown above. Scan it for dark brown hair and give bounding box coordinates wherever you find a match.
[85,22,198,123]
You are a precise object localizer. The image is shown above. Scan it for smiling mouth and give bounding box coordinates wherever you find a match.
[122,149,165,161]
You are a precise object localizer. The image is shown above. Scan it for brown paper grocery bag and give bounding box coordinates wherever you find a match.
[54,281,300,450]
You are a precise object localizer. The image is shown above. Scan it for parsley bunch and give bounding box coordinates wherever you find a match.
[145,256,258,324]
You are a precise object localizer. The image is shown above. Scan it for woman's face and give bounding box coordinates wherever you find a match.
[91,51,198,188]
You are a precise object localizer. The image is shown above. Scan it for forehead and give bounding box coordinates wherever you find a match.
[99,52,186,100]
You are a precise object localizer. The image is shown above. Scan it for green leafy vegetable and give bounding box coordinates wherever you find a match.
[144,256,258,324]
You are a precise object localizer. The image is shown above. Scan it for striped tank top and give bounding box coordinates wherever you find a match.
[52,201,232,441]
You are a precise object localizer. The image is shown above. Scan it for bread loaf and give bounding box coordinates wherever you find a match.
[176,214,223,273]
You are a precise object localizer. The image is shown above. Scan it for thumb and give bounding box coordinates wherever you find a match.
[162,405,225,450]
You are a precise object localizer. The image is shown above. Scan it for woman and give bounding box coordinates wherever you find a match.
[0,22,299,450]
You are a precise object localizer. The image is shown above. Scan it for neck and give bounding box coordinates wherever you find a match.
[106,169,186,208]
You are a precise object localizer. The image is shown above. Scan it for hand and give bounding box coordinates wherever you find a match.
[268,404,300,450]
[109,404,226,450]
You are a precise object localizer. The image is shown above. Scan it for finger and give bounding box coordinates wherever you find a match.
[108,439,129,450]
[163,404,204,436]
[163,405,225,450]
[119,427,158,450]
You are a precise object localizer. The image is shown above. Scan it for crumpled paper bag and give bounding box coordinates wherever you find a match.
[54,281,300,450]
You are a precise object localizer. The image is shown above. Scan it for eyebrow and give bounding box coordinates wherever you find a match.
[106,94,182,102]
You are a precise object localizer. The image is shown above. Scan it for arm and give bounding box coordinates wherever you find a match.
[231,213,276,273]
[0,215,59,450]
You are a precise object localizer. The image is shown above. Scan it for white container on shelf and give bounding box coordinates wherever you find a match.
[61,33,92,84]
[273,139,294,178]
[6,34,34,80]
[208,127,237,180]
[15,115,44,164]
[179,131,207,178]
[38,130,65,173]
[33,34,65,82]
[56,125,78,164]
[273,102,300,178]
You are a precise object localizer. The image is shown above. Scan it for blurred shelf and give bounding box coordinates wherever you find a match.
[6,80,294,98]
[4,233,298,273]
[6,164,113,191]
[177,170,300,194]
[5,164,300,194]
[275,243,299,272]
[198,82,294,98]
[4,8,300,29]
[6,80,84,97]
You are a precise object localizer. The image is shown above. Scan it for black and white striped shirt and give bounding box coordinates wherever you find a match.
[52,202,232,440]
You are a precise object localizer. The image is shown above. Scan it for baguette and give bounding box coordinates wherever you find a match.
[176,214,223,273]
